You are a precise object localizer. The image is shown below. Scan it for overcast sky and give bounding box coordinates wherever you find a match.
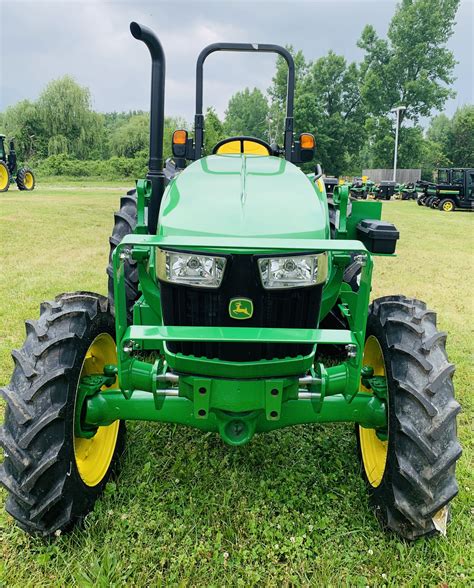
[1,0,472,123]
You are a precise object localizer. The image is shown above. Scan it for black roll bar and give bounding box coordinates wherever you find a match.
[194,43,295,160]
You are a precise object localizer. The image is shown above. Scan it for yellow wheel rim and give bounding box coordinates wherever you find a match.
[359,336,388,488]
[442,201,453,212]
[73,333,120,487]
[24,172,34,190]
[0,164,8,190]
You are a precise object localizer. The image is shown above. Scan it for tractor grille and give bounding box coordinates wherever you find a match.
[160,254,322,362]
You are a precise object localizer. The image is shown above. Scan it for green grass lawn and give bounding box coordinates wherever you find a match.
[1,183,473,586]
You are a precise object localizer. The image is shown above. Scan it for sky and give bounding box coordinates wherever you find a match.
[0,0,473,124]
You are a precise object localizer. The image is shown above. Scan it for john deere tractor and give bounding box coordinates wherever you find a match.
[0,135,35,192]
[0,23,461,540]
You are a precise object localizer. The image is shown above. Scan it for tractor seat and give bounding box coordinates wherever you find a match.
[213,136,272,156]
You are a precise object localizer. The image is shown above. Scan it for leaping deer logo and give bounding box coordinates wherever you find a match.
[229,298,253,320]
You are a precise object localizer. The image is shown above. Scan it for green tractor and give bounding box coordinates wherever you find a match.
[0,23,461,540]
[0,135,35,192]
[394,182,417,200]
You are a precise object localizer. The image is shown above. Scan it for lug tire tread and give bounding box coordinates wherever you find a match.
[358,295,461,540]
[0,292,125,535]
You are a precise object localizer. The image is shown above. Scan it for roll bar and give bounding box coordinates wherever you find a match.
[194,43,295,160]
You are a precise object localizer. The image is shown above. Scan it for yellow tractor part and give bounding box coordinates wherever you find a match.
[359,336,389,487]
[24,171,34,190]
[73,333,120,487]
[0,162,9,192]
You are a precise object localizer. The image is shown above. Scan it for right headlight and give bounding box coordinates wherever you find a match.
[156,249,227,288]
[258,253,328,289]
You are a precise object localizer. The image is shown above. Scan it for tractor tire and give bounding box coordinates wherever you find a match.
[438,199,455,212]
[0,292,126,536]
[16,167,35,191]
[356,295,461,540]
[106,189,139,318]
[0,160,10,192]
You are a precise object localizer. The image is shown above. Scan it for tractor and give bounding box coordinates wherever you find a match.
[426,168,474,212]
[0,135,35,192]
[0,23,461,540]
[394,182,417,200]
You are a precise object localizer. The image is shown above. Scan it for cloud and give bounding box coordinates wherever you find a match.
[1,0,472,122]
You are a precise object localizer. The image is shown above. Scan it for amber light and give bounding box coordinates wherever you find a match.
[173,130,188,145]
[300,133,315,149]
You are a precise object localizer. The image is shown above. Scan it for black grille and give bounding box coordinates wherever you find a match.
[160,254,322,361]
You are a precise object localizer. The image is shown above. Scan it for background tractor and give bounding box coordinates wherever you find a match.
[417,168,474,212]
[0,22,461,540]
[394,182,417,200]
[0,135,35,192]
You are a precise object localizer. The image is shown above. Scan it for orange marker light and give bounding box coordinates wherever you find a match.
[300,133,315,149]
[173,130,188,145]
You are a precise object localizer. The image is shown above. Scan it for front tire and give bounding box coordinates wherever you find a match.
[356,295,461,540]
[16,167,35,191]
[0,292,125,535]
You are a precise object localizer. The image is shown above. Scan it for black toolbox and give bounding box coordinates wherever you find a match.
[356,219,399,254]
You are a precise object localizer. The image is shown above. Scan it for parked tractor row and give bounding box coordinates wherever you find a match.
[324,177,417,201]
[416,168,474,212]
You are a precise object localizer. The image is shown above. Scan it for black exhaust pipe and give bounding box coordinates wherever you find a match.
[130,22,166,234]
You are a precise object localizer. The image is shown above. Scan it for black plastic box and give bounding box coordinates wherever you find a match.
[377,181,397,200]
[356,219,399,254]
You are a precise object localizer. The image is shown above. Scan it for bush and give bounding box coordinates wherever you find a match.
[34,153,148,180]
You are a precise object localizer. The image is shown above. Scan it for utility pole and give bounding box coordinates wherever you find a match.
[391,106,406,182]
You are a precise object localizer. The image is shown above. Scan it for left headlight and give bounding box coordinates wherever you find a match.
[156,249,227,288]
[258,253,328,289]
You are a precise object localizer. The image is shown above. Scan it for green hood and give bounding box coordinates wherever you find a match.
[158,154,329,242]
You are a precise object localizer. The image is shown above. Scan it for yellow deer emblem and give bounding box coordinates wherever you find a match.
[229,298,254,320]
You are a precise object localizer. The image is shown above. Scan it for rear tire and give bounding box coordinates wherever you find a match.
[356,295,461,540]
[16,167,35,191]
[0,292,125,535]
[0,161,10,192]
[439,198,455,212]
[106,190,139,318]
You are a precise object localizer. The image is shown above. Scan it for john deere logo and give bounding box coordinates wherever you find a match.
[229,298,253,320]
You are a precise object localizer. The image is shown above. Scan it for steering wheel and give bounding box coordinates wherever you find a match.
[213,136,273,156]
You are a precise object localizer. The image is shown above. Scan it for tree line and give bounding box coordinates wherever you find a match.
[0,0,472,180]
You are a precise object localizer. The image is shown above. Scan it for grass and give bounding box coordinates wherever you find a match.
[1,182,473,586]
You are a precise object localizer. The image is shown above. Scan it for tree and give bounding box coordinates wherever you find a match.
[110,113,149,158]
[267,47,307,141]
[297,53,366,174]
[447,105,474,167]
[1,99,44,159]
[37,76,106,159]
[203,107,225,154]
[358,0,460,125]
[224,88,269,140]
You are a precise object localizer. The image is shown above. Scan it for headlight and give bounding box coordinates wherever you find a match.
[156,249,226,288]
[258,253,328,289]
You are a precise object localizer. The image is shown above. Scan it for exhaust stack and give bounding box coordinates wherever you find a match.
[130,21,166,234]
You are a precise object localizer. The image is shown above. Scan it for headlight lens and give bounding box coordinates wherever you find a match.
[258,253,328,289]
[156,249,226,288]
